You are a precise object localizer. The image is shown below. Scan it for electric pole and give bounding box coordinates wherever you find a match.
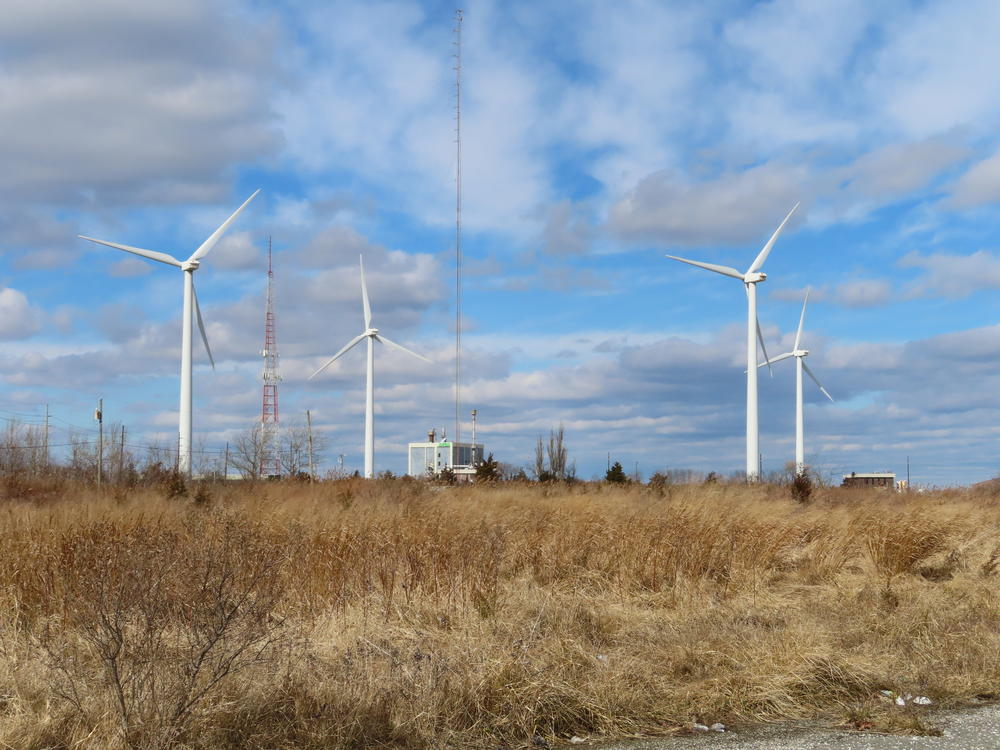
[119,425,126,481]
[306,409,315,483]
[95,398,103,487]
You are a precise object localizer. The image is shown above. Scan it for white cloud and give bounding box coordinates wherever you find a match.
[211,231,262,270]
[899,250,1000,299]
[946,148,1000,209]
[834,279,892,308]
[866,0,1000,140]
[610,162,806,246]
[0,0,281,206]
[0,287,41,340]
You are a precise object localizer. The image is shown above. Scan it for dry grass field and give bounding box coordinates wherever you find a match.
[1,476,999,749]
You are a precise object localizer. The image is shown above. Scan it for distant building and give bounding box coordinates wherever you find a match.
[842,471,896,489]
[407,429,484,482]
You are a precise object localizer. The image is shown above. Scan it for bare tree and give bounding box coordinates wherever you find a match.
[279,422,328,478]
[547,424,568,479]
[0,419,49,477]
[228,423,265,480]
[533,424,572,481]
[68,429,98,479]
[533,436,545,479]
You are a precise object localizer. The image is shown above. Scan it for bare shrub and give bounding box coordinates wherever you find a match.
[34,514,291,749]
[790,472,813,504]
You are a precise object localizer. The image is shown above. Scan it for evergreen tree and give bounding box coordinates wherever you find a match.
[605,461,627,484]
[475,452,501,483]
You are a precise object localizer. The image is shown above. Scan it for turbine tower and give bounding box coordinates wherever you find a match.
[80,190,260,475]
[309,255,430,478]
[759,288,833,476]
[260,238,281,478]
[666,203,798,481]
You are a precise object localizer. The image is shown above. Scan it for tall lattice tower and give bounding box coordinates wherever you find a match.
[260,238,281,477]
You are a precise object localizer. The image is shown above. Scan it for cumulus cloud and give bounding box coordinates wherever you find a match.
[108,257,153,278]
[540,201,592,256]
[0,0,282,206]
[210,231,262,270]
[771,280,892,309]
[899,250,1000,299]
[609,163,806,246]
[946,149,1000,209]
[0,287,42,339]
[833,280,892,308]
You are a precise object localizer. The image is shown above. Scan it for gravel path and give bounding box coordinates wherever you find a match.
[589,706,1000,750]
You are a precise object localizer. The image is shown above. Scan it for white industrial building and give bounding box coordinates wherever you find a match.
[408,429,484,481]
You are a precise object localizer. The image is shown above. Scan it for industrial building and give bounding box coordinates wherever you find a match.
[841,472,896,489]
[408,429,484,481]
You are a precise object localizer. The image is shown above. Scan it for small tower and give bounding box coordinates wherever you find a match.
[260,238,281,477]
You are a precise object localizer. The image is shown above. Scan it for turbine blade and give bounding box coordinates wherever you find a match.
[308,333,367,380]
[747,202,800,274]
[192,282,215,370]
[79,235,182,267]
[188,189,260,262]
[803,361,834,402]
[360,255,372,329]
[756,318,773,376]
[375,334,430,363]
[665,254,743,280]
[794,287,810,351]
[753,351,794,370]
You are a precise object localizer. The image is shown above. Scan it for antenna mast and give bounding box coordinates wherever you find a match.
[454,8,463,447]
[261,237,281,477]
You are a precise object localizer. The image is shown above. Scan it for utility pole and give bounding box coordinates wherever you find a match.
[471,408,477,464]
[906,455,910,490]
[306,409,315,483]
[224,441,230,480]
[119,425,126,481]
[95,398,103,487]
[43,403,49,471]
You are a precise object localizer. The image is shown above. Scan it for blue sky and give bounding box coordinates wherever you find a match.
[3,0,1000,485]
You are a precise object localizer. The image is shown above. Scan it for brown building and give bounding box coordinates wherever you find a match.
[841,472,896,489]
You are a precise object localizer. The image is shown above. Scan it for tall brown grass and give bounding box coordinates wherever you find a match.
[0,478,999,748]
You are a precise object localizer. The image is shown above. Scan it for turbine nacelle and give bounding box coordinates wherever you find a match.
[743,271,766,283]
[366,328,379,337]
[793,349,809,358]
[181,259,201,271]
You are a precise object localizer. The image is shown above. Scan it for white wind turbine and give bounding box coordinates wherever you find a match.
[758,288,833,477]
[80,190,260,476]
[309,255,430,478]
[666,203,799,481]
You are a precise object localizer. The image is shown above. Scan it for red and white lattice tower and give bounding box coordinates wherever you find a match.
[260,238,281,477]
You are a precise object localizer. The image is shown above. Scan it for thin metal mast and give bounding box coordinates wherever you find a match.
[454,8,463,447]
[261,237,281,477]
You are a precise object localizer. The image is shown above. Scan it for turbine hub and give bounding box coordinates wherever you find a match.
[181,259,200,271]
[367,328,379,336]
[744,271,766,283]
[794,349,809,357]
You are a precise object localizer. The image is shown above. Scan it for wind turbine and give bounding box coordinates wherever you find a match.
[309,255,430,478]
[758,288,833,477]
[80,190,260,476]
[666,203,799,481]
